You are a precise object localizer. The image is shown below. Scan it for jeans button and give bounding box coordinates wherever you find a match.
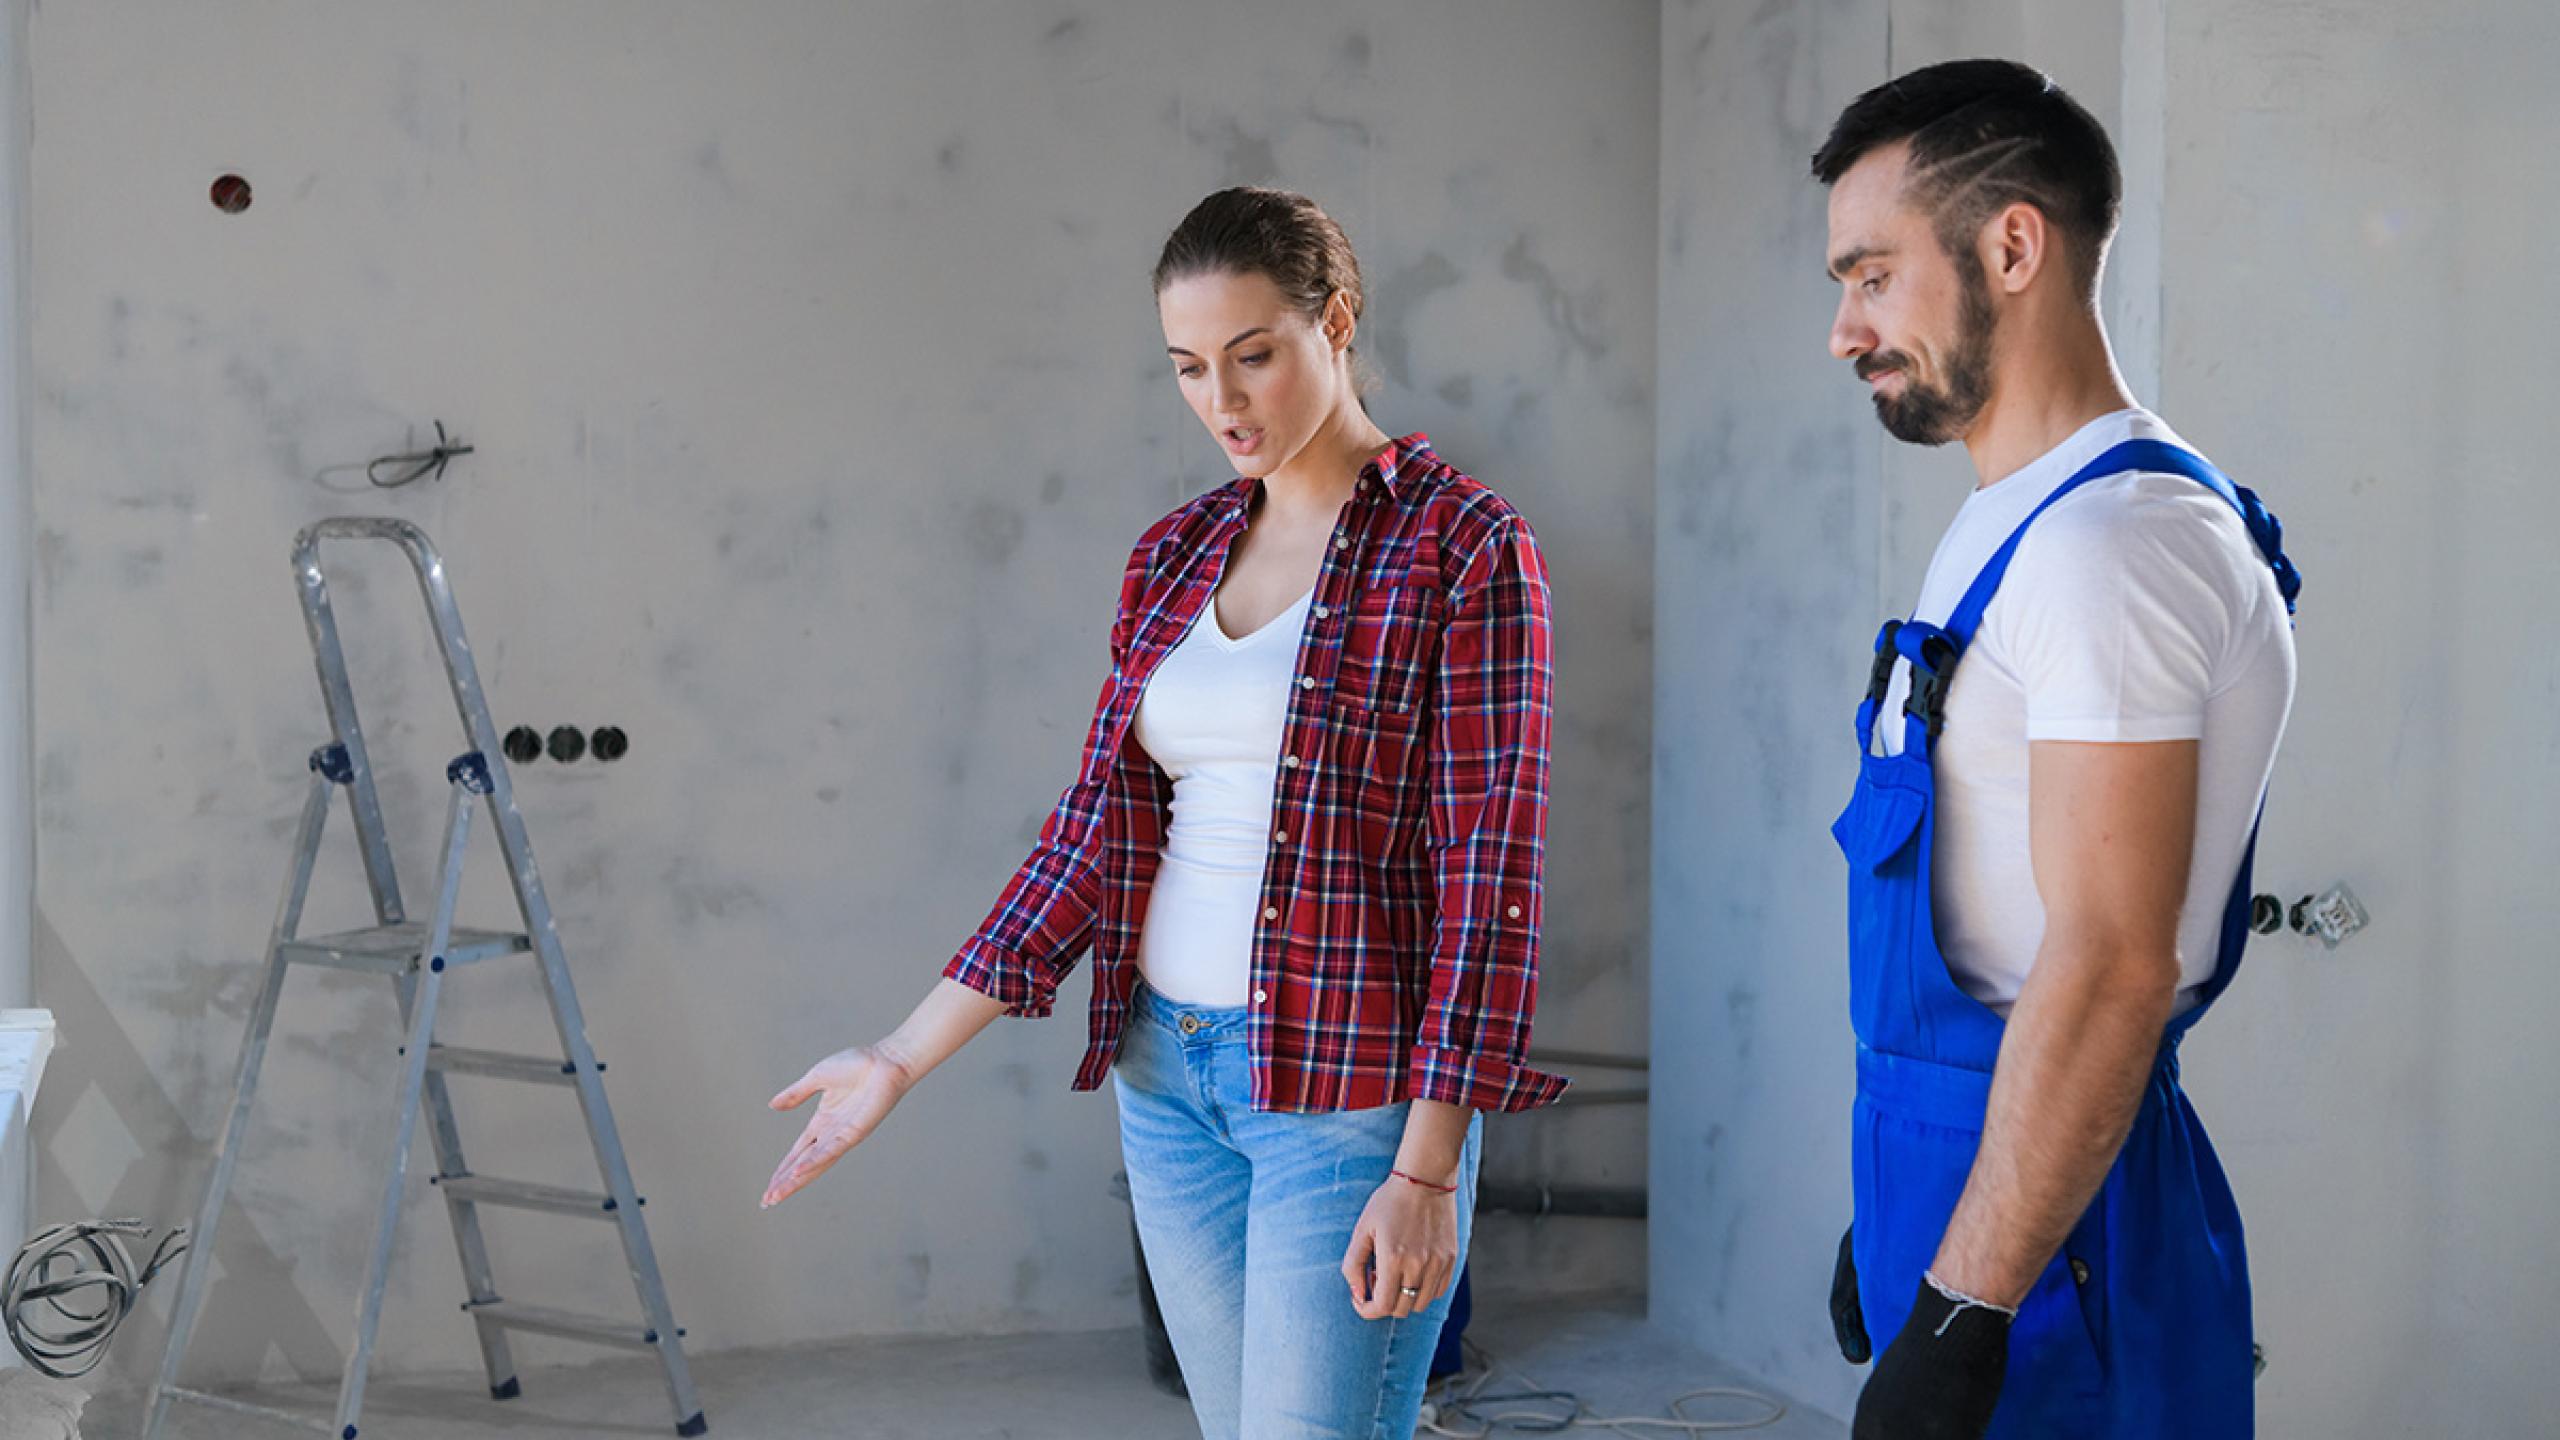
[1178,1015,1201,1036]
[2070,1258,2092,1285]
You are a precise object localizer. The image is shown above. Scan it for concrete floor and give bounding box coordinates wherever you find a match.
[82,1295,1846,1439]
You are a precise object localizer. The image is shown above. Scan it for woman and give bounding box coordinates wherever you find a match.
[762,187,1564,1438]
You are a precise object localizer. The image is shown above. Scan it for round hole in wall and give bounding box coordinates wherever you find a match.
[546,726,588,764]
[209,173,253,214]
[590,726,629,763]
[503,726,543,764]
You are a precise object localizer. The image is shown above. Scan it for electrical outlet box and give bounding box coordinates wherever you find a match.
[2305,883,2368,950]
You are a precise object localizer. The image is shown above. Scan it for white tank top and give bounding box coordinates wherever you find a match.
[1131,589,1313,1007]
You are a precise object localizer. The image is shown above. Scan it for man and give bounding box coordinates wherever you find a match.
[1811,60,2303,1438]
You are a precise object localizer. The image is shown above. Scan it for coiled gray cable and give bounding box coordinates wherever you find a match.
[3,1219,188,1379]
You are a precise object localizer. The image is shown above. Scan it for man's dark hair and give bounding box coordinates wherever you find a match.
[1811,59,2121,299]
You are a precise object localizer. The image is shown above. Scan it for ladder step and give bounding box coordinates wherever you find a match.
[159,1385,340,1434]
[278,922,530,974]
[435,1174,624,1217]
[426,1045,585,1086]
[464,1300,677,1351]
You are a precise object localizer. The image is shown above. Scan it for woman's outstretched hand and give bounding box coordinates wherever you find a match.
[763,1044,915,1208]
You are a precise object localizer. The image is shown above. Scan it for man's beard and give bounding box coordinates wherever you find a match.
[1861,269,1996,446]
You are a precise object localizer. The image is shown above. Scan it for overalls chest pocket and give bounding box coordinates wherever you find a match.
[1334,578,1443,716]
[1831,760,1928,872]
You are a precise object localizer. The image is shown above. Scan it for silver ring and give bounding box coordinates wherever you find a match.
[1398,1286,1421,1297]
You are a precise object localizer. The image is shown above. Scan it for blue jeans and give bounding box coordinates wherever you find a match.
[1114,983,1482,1439]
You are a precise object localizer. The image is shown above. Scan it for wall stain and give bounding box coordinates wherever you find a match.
[1501,234,1610,360]
[695,139,741,198]
[1363,252,1463,389]
[1187,117,1280,187]
[1335,30,1373,78]
[962,499,1027,565]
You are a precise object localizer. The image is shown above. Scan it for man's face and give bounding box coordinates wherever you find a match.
[1826,142,1996,446]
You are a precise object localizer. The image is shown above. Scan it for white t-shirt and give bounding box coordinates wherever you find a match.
[1879,409,2297,1014]
[1130,590,1313,1008]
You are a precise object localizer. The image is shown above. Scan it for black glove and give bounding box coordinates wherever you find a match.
[1831,1226,1871,1364]
[1851,1277,2012,1440]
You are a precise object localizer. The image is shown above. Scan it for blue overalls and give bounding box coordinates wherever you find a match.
[1833,440,2302,1438]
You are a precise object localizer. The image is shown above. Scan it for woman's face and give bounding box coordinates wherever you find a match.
[1158,269,1352,479]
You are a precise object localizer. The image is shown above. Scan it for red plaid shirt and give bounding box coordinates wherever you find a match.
[944,435,1566,1114]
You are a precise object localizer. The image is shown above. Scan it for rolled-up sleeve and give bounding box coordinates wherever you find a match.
[942,537,1153,1017]
[941,761,1109,1018]
[1409,516,1568,1112]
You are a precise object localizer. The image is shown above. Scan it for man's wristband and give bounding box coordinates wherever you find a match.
[1921,1270,2019,1332]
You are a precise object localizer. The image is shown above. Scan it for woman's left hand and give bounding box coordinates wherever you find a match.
[1340,1171,1461,1321]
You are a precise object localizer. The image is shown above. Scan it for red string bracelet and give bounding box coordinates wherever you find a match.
[1390,1168,1457,1193]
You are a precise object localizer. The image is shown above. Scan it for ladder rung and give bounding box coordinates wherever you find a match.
[278,921,530,974]
[435,1174,623,1218]
[464,1300,676,1350]
[159,1385,339,1434]
[426,1045,583,1085]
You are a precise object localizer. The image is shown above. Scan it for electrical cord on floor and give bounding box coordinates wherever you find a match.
[2,1218,189,1379]
[1419,1336,1789,1438]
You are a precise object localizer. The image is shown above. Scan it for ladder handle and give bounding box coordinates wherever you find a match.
[293,518,478,692]
[293,517,510,830]
[293,519,481,713]
[292,517,449,595]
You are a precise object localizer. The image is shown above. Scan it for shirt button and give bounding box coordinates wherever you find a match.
[1274,829,1289,844]
[1334,536,1350,551]
[1312,605,1330,620]
[1282,755,1301,769]
[1298,675,1316,690]
[1253,988,1269,1005]
[1507,905,1523,920]
[1263,907,1279,921]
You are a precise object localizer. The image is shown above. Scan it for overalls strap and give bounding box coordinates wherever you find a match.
[1945,439,2302,652]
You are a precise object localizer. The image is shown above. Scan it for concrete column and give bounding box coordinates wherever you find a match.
[0,1,29,1016]
[2109,0,2168,402]
[0,0,37,1297]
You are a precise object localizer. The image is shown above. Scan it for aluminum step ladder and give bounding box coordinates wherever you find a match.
[142,518,704,1439]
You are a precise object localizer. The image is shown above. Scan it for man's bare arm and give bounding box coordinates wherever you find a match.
[1929,738,2199,1306]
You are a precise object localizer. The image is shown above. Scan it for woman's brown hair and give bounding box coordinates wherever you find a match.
[1153,187,1369,389]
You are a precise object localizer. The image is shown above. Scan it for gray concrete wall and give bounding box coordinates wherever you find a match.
[1652,1,2559,1432]
[2159,6,2560,1432]
[24,1,1658,1386]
